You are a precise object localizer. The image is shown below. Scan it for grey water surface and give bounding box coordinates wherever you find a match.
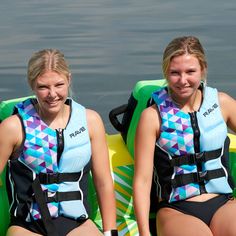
[0,0,236,133]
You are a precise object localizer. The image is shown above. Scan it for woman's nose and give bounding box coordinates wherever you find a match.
[48,88,56,98]
[179,73,188,84]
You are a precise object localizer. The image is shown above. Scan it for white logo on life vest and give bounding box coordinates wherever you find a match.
[69,126,86,138]
[203,103,218,117]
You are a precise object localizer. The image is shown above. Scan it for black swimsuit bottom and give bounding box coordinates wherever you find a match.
[157,194,231,226]
[10,215,88,235]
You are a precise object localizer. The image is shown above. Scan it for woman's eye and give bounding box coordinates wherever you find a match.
[187,70,196,74]
[170,71,179,76]
[38,85,47,89]
[56,83,65,87]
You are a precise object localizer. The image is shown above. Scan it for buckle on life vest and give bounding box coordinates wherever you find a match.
[170,148,222,167]
[47,191,59,202]
[187,152,205,165]
[197,170,207,182]
[171,168,226,188]
[38,172,82,184]
[195,152,205,163]
[39,173,59,184]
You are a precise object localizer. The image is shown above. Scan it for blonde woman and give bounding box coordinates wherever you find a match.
[0,49,117,236]
[133,36,236,236]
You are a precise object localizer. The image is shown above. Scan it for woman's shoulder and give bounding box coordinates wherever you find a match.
[218,91,235,105]
[141,104,159,120]
[0,114,21,132]
[86,108,102,122]
[0,114,22,147]
[85,109,105,136]
[217,91,236,121]
[138,105,160,130]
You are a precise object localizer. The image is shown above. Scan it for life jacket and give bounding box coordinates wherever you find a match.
[152,85,233,202]
[7,98,91,235]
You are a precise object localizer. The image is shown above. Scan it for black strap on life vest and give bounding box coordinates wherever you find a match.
[170,148,222,167]
[32,177,59,236]
[38,172,81,184]
[43,190,82,203]
[31,174,83,235]
[171,168,226,188]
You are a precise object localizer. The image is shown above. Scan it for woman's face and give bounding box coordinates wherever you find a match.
[167,54,204,100]
[32,71,70,114]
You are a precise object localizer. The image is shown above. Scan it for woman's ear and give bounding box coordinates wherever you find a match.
[67,73,72,86]
[201,68,207,82]
[30,81,35,91]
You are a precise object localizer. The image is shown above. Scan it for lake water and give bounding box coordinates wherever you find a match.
[0,0,236,133]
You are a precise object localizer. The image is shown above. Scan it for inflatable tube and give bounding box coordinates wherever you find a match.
[109,79,167,158]
[0,167,9,236]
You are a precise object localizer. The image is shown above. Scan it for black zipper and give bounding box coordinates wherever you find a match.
[56,128,64,165]
[189,111,206,193]
[189,112,200,153]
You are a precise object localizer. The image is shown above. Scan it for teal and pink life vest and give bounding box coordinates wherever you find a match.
[7,98,91,224]
[152,85,233,203]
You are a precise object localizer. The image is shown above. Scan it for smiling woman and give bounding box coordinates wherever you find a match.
[166,54,203,111]
[27,50,72,128]
[133,36,236,236]
[0,49,118,236]
[32,71,71,128]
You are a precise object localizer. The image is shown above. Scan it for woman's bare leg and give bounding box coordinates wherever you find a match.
[67,219,103,236]
[210,198,236,236]
[7,226,42,236]
[157,208,213,236]
[7,219,103,236]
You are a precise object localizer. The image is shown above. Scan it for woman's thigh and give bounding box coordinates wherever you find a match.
[157,207,213,236]
[210,198,236,236]
[67,219,103,236]
[7,226,42,236]
[7,218,102,236]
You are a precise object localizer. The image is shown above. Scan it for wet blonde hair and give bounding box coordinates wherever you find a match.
[162,36,207,82]
[27,49,71,88]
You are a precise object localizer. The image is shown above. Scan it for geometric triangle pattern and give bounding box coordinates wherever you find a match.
[15,99,59,219]
[16,99,58,174]
[153,88,195,156]
[169,182,200,202]
[152,89,200,202]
